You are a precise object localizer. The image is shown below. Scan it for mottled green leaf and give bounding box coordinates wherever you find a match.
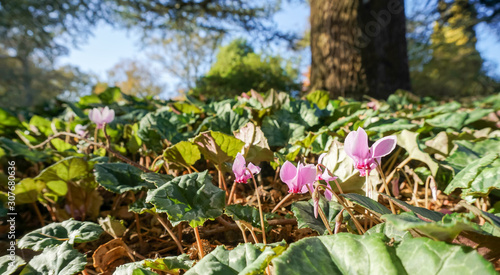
[146,171,225,227]
[272,233,496,275]
[185,243,285,275]
[0,255,25,275]
[94,163,154,194]
[20,242,87,275]
[18,220,103,250]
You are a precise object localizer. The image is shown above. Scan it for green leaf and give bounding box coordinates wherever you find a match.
[340,193,392,216]
[98,87,122,104]
[94,163,154,194]
[138,110,194,151]
[0,108,21,128]
[35,156,91,196]
[114,254,194,275]
[192,131,245,166]
[380,193,444,222]
[396,237,496,274]
[291,198,342,235]
[444,138,500,171]
[18,220,103,250]
[50,139,77,152]
[163,141,201,168]
[146,171,225,228]
[129,198,155,214]
[272,233,496,275]
[365,221,412,243]
[459,201,500,237]
[233,122,273,163]
[20,242,87,275]
[143,254,194,272]
[141,173,174,188]
[98,215,127,238]
[200,104,250,135]
[0,138,49,162]
[444,153,500,198]
[225,204,274,231]
[382,212,479,242]
[0,255,25,275]
[306,90,330,109]
[366,119,417,134]
[396,130,439,176]
[185,243,285,275]
[37,157,89,182]
[13,178,44,204]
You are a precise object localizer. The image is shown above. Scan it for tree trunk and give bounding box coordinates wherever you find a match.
[310,0,411,100]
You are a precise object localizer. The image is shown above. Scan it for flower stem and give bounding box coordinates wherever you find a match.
[376,166,397,214]
[227,181,238,205]
[307,185,333,235]
[271,193,295,213]
[248,168,266,244]
[193,226,205,259]
[324,186,366,234]
[155,213,184,254]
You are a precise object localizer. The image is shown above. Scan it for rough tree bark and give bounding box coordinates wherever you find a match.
[310,0,411,100]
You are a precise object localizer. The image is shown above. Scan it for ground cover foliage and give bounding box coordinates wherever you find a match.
[1,88,500,274]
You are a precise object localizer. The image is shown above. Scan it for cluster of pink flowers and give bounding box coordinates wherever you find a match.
[274,127,396,218]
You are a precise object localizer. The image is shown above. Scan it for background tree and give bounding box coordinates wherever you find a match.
[309,0,411,100]
[407,0,500,97]
[107,59,165,98]
[147,31,224,92]
[193,39,300,99]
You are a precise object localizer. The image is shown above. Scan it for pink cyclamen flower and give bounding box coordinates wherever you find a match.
[344,127,397,177]
[316,153,337,203]
[280,161,317,194]
[74,124,87,137]
[233,153,261,183]
[88,106,115,129]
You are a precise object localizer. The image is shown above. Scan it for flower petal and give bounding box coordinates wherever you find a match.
[247,162,261,175]
[105,109,115,123]
[233,153,246,178]
[280,161,297,184]
[371,135,397,159]
[318,153,327,165]
[298,163,317,192]
[344,127,369,159]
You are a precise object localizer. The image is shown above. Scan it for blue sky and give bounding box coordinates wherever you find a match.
[58,1,499,99]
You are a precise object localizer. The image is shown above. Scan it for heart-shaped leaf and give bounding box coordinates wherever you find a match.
[20,242,87,275]
[233,122,273,163]
[18,219,103,250]
[0,255,25,275]
[185,243,286,275]
[272,233,496,275]
[444,153,500,198]
[146,171,225,228]
[396,130,439,176]
[94,163,154,194]
[382,212,479,242]
[0,138,49,162]
[163,141,201,169]
[192,131,245,166]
